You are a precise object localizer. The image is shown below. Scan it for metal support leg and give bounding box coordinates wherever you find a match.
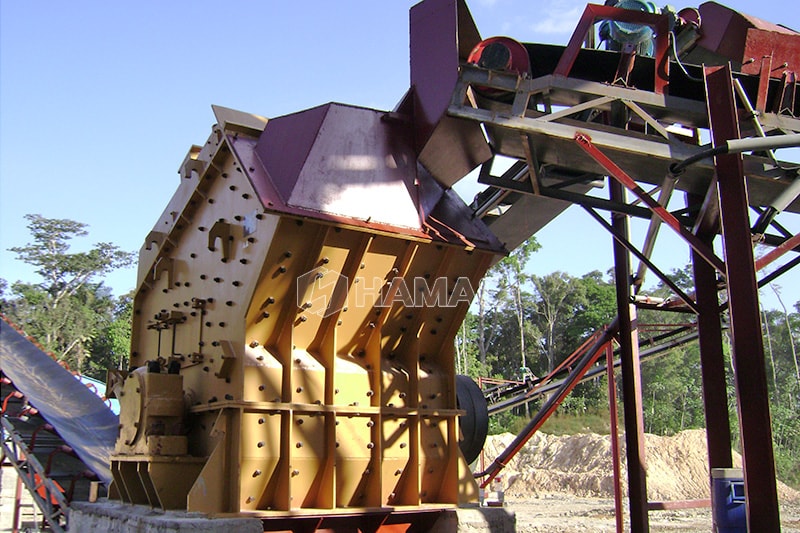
[610,179,649,532]
[688,193,733,472]
[13,473,22,533]
[606,343,624,533]
[705,64,781,531]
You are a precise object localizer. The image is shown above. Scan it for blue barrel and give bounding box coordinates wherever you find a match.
[711,468,747,532]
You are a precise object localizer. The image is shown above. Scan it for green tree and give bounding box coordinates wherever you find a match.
[4,214,135,373]
[567,270,617,341]
[89,292,134,378]
[9,215,133,308]
[490,237,540,375]
[530,271,586,374]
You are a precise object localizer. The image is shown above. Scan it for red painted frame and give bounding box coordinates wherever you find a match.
[554,4,671,94]
[705,64,781,532]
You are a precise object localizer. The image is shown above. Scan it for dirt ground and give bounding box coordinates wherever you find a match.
[3,429,799,531]
[504,495,800,532]
[483,430,800,531]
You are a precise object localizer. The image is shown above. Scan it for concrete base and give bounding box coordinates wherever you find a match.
[68,501,263,533]
[69,501,515,532]
[433,506,516,532]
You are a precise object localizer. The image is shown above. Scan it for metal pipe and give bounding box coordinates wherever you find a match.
[670,133,800,175]
[732,78,780,168]
[726,134,800,154]
[672,132,800,235]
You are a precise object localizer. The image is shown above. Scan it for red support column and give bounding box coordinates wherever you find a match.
[688,192,734,472]
[13,474,22,533]
[610,178,649,532]
[606,344,624,533]
[705,64,781,531]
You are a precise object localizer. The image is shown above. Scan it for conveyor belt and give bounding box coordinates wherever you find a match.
[0,317,118,484]
[484,324,698,416]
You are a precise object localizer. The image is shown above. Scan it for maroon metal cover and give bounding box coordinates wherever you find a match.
[410,0,492,187]
[409,0,477,149]
[690,2,800,77]
[243,102,504,252]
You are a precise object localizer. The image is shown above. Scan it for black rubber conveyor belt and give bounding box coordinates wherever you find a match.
[0,317,118,484]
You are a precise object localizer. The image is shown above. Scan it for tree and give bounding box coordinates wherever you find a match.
[4,214,135,373]
[89,292,134,377]
[474,278,502,368]
[771,284,800,394]
[490,237,540,375]
[8,214,133,309]
[566,271,617,341]
[530,271,586,374]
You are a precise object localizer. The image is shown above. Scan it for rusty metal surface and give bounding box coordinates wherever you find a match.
[409,0,479,151]
[689,182,734,477]
[610,181,649,533]
[706,64,781,532]
[410,0,492,186]
[554,4,671,94]
[450,65,800,213]
[686,2,800,77]
[0,318,117,484]
[248,102,504,252]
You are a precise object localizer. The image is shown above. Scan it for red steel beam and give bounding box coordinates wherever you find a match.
[574,132,726,275]
[705,64,780,532]
[688,193,734,476]
[606,344,624,533]
[475,325,616,488]
[648,499,711,511]
[610,179,649,533]
[755,231,800,272]
[554,4,670,94]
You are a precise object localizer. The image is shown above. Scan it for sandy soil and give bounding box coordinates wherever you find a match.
[483,430,800,503]
[482,429,800,531]
[505,495,800,532]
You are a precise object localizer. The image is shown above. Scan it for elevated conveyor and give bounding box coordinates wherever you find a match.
[1,316,118,530]
[448,3,800,529]
[483,323,699,416]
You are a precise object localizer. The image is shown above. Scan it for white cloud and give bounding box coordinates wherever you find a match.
[473,0,585,43]
[530,4,584,36]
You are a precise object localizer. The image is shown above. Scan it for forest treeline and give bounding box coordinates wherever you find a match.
[2,215,799,487]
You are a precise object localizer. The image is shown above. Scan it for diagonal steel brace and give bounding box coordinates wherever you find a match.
[574,131,726,275]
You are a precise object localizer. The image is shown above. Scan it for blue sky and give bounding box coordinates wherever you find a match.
[1,0,798,310]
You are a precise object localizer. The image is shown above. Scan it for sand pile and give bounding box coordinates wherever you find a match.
[481,429,800,503]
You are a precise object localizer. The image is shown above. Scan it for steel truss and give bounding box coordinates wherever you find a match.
[449,26,799,531]
[1,417,69,533]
